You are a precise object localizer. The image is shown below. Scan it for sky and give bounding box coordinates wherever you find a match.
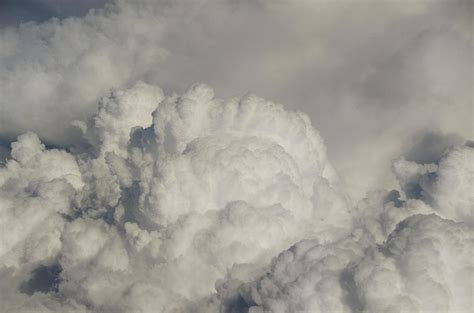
[0,1,472,313]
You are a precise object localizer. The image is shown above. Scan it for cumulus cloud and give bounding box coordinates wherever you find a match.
[355,214,473,313]
[210,180,473,313]
[0,132,86,313]
[0,81,472,313]
[70,84,349,312]
[0,0,471,198]
[393,143,474,225]
[0,1,472,312]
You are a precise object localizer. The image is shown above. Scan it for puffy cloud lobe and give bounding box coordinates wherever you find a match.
[133,83,342,225]
[59,217,129,308]
[74,81,164,157]
[0,132,82,268]
[354,214,473,313]
[204,136,474,313]
[419,146,474,225]
[217,235,369,313]
[214,214,473,313]
[152,84,335,183]
[69,82,163,216]
[393,144,474,225]
[66,83,350,312]
[353,190,434,244]
[0,133,86,312]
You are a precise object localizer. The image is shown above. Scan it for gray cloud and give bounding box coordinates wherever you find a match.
[403,131,465,164]
[1,80,473,313]
[0,0,471,198]
[0,0,109,27]
[0,1,472,312]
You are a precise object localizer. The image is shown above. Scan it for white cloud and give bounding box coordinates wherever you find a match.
[354,214,473,313]
[0,83,348,312]
[0,0,471,199]
[1,81,472,312]
[0,1,472,312]
[211,202,473,313]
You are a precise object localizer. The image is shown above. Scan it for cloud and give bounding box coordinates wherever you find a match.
[393,143,474,225]
[1,81,472,312]
[0,0,471,199]
[403,131,465,164]
[353,214,473,313]
[0,0,110,27]
[0,139,10,166]
[73,81,164,157]
[0,83,349,312]
[0,132,85,312]
[0,1,472,312]
[210,192,472,313]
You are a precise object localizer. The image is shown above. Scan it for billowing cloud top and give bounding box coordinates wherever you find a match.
[0,0,472,201]
[0,0,472,312]
[0,81,472,313]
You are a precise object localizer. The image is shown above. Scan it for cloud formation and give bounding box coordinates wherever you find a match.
[0,1,472,312]
[0,0,471,198]
[0,82,472,313]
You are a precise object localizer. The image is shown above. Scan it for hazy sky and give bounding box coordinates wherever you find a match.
[0,0,110,26]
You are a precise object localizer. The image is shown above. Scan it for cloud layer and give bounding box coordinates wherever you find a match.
[1,82,472,313]
[0,0,471,198]
[0,1,472,312]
